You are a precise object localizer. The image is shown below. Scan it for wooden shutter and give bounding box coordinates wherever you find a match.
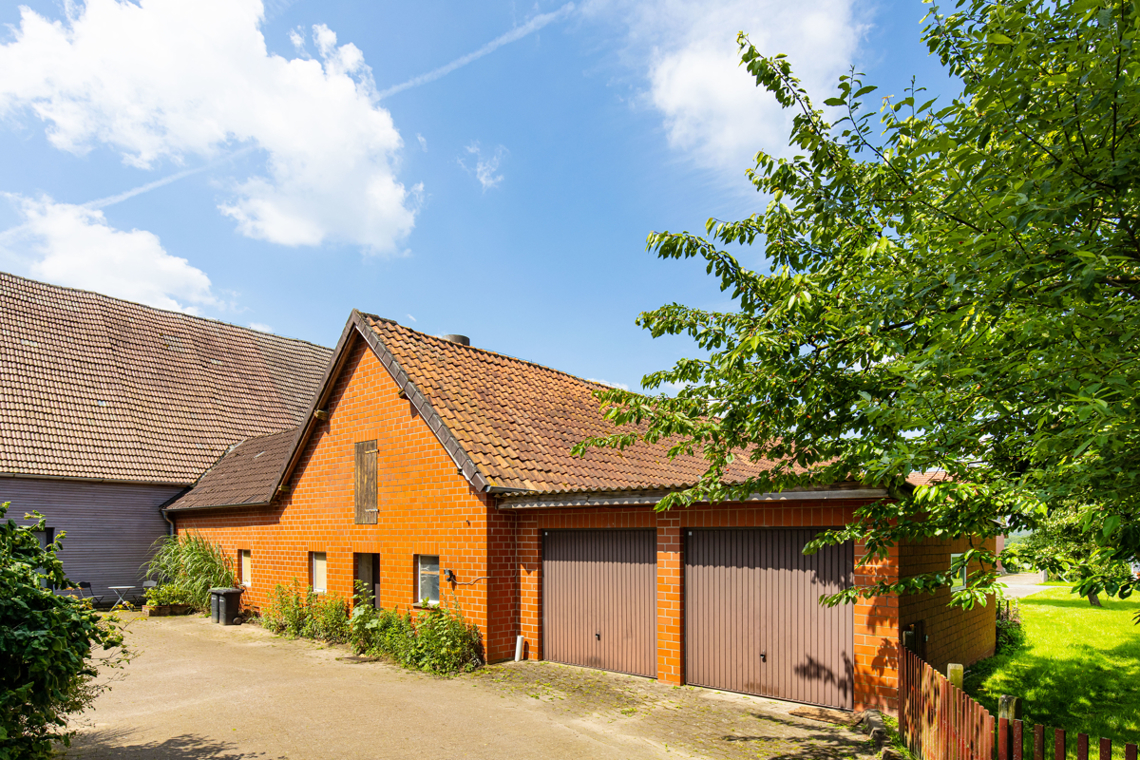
[354,440,378,524]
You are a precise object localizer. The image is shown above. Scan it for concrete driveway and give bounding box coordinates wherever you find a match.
[61,613,875,760]
[998,572,1050,599]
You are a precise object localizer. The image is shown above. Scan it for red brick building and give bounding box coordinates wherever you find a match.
[168,310,996,714]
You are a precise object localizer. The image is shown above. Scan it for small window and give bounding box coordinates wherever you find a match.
[311,552,327,594]
[416,555,439,605]
[240,550,252,587]
[950,553,968,591]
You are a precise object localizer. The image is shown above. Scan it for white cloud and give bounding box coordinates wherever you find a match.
[416,133,428,152]
[460,142,508,191]
[0,195,218,313]
[249,322,274,332]
[0,0,416,253]
[583,0,867,177]
[587,378,631,390]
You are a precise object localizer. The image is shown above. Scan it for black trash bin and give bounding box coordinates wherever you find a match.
[208,587,243,625]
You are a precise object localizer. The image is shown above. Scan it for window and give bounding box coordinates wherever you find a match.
[311,552,327,593]
[354,440,378,525]
[950,553,968,591]
[240,550,252,587]
[416,555,439,605]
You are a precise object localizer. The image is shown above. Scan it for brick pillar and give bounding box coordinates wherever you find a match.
[516,517,542,660]
[853,541,901,714]
[656,516,683,684]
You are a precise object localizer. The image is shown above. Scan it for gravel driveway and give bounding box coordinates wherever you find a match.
[60,613,876,760]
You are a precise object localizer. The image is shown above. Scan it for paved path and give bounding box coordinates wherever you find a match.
[998,572,1050,599]
[61,613,875,760]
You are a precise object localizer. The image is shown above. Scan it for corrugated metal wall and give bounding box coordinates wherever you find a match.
[0,478,182,601]
[543,530,656,677]
[686,528,854,710]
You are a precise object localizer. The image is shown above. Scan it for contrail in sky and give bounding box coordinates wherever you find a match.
[376,3,576,101]
[85,146,257,210]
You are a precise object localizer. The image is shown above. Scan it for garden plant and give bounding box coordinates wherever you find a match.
[143,532,237,612]
[0,502,128,760]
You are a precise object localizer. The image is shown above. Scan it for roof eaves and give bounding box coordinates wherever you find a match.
[164,499,273,513]
[496,486,890,510]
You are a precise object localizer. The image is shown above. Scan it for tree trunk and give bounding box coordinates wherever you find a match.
[1088,592,1103,607]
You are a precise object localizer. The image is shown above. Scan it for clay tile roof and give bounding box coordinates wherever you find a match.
[906,471,950,487]
[362,315,774,494]
[166,428,296,510]
[0,271,332,484]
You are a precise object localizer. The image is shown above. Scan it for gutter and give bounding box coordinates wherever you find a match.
[496,487,890,510]
[1,471,194,488]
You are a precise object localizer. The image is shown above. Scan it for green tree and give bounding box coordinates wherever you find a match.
[1005,504,1134,605]
[0,503,128,759]
[578,0,1140,608]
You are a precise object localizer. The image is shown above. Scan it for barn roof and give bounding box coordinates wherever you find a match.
[0,271,332,485]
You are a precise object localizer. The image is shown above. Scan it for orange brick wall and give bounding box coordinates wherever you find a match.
[899,536,998,673]
[176,337,521,663]
[512,501,902,713]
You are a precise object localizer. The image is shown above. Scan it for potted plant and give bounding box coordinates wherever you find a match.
[142,584,194,616]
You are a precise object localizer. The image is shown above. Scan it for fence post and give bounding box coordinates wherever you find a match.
[899,645,908,742]
[943,677,951,760]
[998,696,1022,721]
[997,696,1021,760]
[948,663,964,690]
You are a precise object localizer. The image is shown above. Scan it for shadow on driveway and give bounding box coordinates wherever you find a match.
[63,728,272,759]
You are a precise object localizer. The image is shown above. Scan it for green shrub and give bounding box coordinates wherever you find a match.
[0,503,129,760]
[349,583,482,675]
[143,583,194,607]
[143,533,236,612]
[995,600,1025,654]
[263,581,349,644]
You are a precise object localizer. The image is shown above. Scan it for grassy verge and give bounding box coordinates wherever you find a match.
[963,587,1140,744]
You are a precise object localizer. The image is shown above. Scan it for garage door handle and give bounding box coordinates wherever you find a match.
[760,651,767,663]
[595,632,600,640]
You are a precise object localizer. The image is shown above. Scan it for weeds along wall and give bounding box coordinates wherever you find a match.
[173,338,521,663]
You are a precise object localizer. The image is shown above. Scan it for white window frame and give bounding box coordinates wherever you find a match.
[240,550,252,588]
[416,555,439,606]
[950,552,968,591]
[311,552,327,594]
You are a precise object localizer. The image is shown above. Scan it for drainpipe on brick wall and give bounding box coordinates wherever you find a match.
[161,508,176,536]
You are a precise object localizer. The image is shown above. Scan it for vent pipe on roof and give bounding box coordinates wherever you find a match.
[441,334,470,346]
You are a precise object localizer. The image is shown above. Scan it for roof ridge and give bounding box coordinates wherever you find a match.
[359,312,618,393]
[0,270,330,352]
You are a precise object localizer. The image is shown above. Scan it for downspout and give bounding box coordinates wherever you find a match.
[161,508,176,536]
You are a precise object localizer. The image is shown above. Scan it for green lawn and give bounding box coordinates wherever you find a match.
[963,587,1140,747]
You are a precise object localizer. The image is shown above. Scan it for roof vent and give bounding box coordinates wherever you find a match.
[441,334,470,346]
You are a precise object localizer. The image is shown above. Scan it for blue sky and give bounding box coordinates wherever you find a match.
[0,0,955,391]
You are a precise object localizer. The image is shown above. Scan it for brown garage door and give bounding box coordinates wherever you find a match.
[543,530,656,677]
[686,529,854,709]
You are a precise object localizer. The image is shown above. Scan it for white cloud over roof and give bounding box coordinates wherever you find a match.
[0,0,416,253]
[585,0,866,178]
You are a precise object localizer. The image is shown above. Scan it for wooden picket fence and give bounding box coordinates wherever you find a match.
[897,646,1138,760]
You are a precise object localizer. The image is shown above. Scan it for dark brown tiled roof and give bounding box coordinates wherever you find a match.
[362,315,774,494]
[0,272,332,484]
[166,429,297,510]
